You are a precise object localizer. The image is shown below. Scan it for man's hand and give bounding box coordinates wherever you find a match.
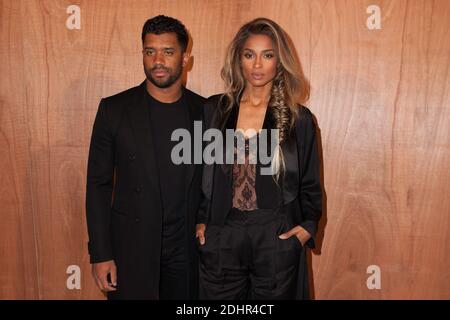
[279,225,311,247]
[196,223,206,245]
[92,260,117,292]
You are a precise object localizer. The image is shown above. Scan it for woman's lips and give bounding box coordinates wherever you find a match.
[251,73,264,80]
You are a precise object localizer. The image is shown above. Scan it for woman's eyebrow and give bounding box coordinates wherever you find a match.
[243,48,275,52]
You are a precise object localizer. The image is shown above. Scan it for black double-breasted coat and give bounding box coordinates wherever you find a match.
[86,80,205,299]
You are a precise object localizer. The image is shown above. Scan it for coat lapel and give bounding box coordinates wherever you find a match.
[184,87,202,196]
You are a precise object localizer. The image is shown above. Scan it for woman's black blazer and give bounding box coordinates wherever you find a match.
[197,94,323,249]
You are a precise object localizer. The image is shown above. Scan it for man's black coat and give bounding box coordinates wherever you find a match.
[86,80,205,299]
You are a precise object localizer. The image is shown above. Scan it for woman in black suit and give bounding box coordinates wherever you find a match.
[196,17,323,299]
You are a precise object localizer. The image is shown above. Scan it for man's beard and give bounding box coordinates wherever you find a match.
[144,63,183,89]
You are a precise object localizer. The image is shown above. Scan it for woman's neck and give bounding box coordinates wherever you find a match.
[241,83,272,107]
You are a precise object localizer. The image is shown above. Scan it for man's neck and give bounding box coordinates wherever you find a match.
[145,79,183,103]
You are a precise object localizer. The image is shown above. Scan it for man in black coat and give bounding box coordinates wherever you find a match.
[86,15,205,299]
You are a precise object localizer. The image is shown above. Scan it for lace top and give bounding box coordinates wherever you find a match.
[231,135,258,211]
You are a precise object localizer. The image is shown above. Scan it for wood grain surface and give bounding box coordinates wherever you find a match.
[0,0,449,299]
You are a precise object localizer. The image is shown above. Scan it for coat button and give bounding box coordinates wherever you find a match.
[135,186,142,193]
[129,154,136,161]
[134,218,140,223]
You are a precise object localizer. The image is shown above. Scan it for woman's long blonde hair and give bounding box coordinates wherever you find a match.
[219,17,309,178]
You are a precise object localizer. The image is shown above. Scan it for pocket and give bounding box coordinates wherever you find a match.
[274,216,301,280]
[111,199,132,217]
[277,215,303,251]
[199,225,218,250]
[197,225,209,249]
[199,225,222,276]
[290,234,304,250]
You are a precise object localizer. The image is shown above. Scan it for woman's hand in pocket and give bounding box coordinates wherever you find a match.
[279,225,311,247]
[196,223,206,245]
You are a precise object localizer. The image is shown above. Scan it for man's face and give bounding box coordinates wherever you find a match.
[142,32,188,88]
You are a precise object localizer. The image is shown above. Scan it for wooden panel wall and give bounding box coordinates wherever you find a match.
[1,0,449,299]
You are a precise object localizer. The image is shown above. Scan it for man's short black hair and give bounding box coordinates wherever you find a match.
[141,15,189,52]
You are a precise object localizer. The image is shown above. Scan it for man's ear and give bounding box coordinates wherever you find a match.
[182,52,190,67]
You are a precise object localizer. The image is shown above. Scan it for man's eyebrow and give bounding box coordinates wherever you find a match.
[143,46,175,50]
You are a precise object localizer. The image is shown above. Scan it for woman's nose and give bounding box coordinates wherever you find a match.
[253,57,262,68]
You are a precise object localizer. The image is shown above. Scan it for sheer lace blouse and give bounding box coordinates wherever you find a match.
[231,133,259,211]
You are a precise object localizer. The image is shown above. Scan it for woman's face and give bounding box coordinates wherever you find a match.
[240,34,278,88]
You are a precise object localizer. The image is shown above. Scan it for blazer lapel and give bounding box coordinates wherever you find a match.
[184,87,202,196]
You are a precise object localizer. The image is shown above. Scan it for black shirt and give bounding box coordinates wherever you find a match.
[146,91,189,263]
